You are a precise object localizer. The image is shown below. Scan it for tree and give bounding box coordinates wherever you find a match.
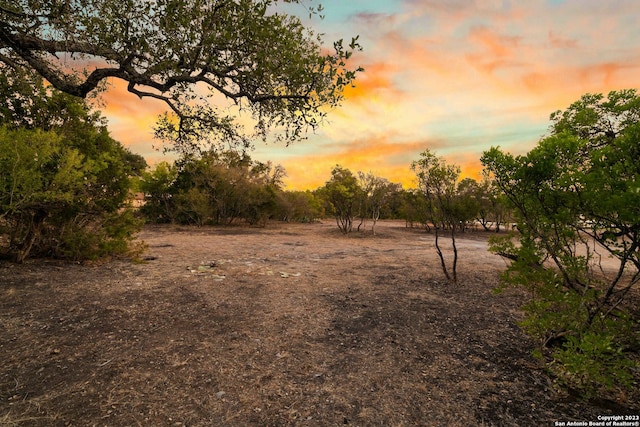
[550,89,640,146]
[0,0,362,152]
[0,62,108,132]
[276,190,323,223]
[455,177,481,232]
[378,184,406,220]
[454,175,511,232]
[322,165,361,233]
[0,126,145,262]
[0,68,146,262]
[357,171,400,235]
[481,89,640,398]
[141,150,285,226]
[411,150,462,283]
[139,161,179,223]
[399,189,430,229]
[472,171,511,232]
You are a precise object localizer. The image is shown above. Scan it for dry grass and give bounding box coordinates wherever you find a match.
[1,221,637,426]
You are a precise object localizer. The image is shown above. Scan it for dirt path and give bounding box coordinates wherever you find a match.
[0,221,635,426]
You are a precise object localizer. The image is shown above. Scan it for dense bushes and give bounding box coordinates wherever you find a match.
[0,126,145,262]
[0,66,146,262]
[140,151,298,226]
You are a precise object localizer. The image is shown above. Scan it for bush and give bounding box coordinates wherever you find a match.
[482,90,640,401]
[0,126,144,262]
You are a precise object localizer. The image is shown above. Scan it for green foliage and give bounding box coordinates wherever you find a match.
[552,331,635,398]
[139,162,179,223]
[357,172,401,234]
[462,173,510,232]
[481,89,640,400]
[455,178,481,229]
[0,126,144,262]
[140,151,286,226]
[58,210,144,261]
[275,190,324,223]
[398,189,431,229]
[0,68,145,262]
[411,149,478,232]
[315,167,403,233]
[1,0,362,152]
[321,165,361,233]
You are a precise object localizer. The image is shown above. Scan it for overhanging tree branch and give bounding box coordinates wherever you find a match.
[1,0,362,150]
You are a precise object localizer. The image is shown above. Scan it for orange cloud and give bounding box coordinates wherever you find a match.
[101,79,167,121]
[456,153,486,182]
[520,58,640,107]
[578,62,632,89]
[99,78,172,162]
[547,31,578,50]
[343,60,403,101]
[468,26,521,58]
[94,0,640,195]
[278,136,448,190]
[279,136,490,191]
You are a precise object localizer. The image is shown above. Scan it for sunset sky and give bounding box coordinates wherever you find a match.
[101,0,640,190]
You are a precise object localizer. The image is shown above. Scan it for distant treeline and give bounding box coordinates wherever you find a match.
[137,153,511,234]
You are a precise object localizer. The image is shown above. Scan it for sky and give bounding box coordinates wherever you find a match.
[101,0,640,190]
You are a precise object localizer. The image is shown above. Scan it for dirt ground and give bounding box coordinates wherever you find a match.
[1,220,638,426]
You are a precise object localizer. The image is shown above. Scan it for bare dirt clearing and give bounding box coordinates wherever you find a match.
[1,221,636,426]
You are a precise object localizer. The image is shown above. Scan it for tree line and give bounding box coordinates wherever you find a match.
[138,154,512,232]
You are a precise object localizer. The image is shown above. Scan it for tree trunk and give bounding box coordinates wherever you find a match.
[14,210,47,263]
[371,209,380,235]
[434,227,451,282]
[451,225,458,284]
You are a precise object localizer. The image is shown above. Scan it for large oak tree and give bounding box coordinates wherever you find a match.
[0,0,361,151]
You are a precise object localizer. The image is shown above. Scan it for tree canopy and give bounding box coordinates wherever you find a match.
[481,89,640,396]
[0,0,362,151]
[140,150,286,226]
